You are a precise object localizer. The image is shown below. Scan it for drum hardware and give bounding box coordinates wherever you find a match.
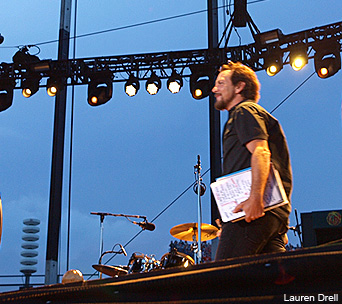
[170,223,218,242]
[170,222,218,265]
[96,244,128,279]
[160,248,194,269]
[128,252,160,274]
[92,264,128,277]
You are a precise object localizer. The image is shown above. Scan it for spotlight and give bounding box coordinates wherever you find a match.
[264,51,283,76]
[258,29,283,45]
[167,70,183,94]
[0,33,4,45]
[125,74,140,97]
[12,46,40,65]
[22,77,40,98]
[46,77,63,97]
[190,67,211,100]
[88,74,113,106]
[314,42,341,79]
[290,46,308,71]
[0,79,15,112]
[146,72,161,95]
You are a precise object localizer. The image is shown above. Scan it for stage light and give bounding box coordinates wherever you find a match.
[314,42,341,79]
[46,77,63,97]
[22,78,40,98]
[125,74,140,97]
[190,67,211,100]
[146,72,161,95]
[0,80,15,112]
[88,74,113,106]
[12,46,40,65]
[264,51,283,76]
[290,46,308,71]
[258,29,283,45]
[167,70,183,94]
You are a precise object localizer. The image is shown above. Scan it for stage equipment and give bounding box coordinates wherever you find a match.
[167,70,183,94]
[258,29,283,45]
[90,211,155,271]
[21,77,40,98]
[145,72,161,95]
[0,33,4,44]
[92,264,128,277]
[263,49,283,76]
[170,223,218,242]
[87,73,113,106]
[0,79,15,112]
[190,67,211,100]
[125,74,140,97]
[95,245,129,279]
[46,77,63,97]
[160,249,194,269]
[314,41,341,78]
[233,0,247,28]
[290,45,308,71]
[128,253,160,274]
[301,209,342,247]
[12,46,40,66]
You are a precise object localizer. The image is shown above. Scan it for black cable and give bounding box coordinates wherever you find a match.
[1,0,269,50]
[270,71,316,114]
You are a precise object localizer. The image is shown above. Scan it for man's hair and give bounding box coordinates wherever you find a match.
[220,61,260,102]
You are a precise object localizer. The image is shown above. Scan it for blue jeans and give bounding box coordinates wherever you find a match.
[215,212,287,261]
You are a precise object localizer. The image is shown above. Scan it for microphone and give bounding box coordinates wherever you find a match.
[133,220,155,231]
[119,244,127,256]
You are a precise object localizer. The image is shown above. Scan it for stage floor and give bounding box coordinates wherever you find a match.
[1,244,342,303]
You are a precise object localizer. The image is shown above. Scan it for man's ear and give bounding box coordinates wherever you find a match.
[235,81,246,94]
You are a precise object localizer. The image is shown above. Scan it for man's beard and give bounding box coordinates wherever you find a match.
[214,97,226,111]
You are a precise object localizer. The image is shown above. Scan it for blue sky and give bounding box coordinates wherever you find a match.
[0,0,342,291]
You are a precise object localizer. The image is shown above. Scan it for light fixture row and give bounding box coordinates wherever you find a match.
[263,41,341,78]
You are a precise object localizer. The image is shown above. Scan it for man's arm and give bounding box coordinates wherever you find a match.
[233,139,271,223]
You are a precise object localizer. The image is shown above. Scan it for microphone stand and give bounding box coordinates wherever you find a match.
[90,212,107,263]
[194,155,203,264]
[91,212,148,264]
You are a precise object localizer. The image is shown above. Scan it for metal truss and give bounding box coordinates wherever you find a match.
[0,21,341,90]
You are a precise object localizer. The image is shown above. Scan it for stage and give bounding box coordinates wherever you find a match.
[0,244,341,303]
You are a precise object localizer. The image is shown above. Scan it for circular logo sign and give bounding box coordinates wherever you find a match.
[326,211,342,226]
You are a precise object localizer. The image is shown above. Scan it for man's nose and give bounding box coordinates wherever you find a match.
[212,86,217,93]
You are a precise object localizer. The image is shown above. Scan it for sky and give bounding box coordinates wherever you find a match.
[0,0,342,292]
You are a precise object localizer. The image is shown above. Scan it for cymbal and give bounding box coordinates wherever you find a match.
[92,264,128,277]
[170,223,218,242]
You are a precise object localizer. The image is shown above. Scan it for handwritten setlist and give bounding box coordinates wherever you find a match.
[210,165,289,222]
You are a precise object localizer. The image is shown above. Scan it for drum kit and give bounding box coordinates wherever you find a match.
[92,222,218,278]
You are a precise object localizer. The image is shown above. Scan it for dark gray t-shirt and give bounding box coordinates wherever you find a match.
[222,100,292,224]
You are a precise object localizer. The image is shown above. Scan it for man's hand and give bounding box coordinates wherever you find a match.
[233,196,265,223]
[215,219,222,238]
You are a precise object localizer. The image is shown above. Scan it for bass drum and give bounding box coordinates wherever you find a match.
[160,251,194,269]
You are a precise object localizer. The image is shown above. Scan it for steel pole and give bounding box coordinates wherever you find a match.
[45,0,72,285]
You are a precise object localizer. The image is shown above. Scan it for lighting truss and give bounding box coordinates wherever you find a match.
[0,21,341,90]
